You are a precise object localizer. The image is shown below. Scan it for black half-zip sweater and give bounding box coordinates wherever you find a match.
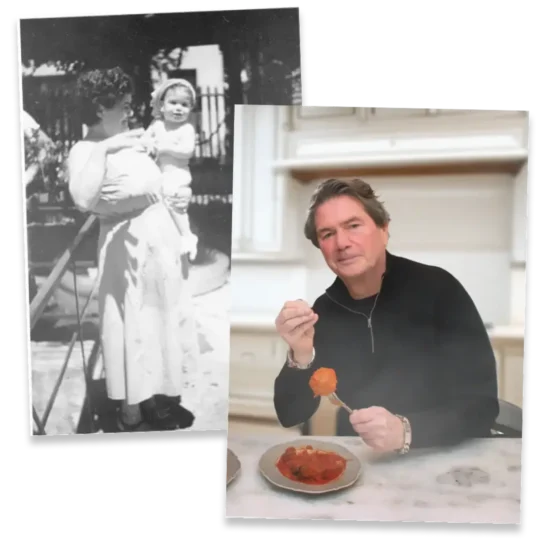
[273,251,499,448]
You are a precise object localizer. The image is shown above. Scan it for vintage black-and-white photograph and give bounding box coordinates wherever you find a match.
[20,8,301,436]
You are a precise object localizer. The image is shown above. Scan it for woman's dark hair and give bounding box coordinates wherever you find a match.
[75,67,134,126]
[304,178,391,248]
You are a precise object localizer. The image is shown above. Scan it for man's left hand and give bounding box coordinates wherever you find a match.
[349,406,405,452]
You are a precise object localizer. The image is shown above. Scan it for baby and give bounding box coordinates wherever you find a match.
[144,78,198,263]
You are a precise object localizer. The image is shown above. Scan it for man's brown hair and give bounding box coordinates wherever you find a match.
[304,178,391,248]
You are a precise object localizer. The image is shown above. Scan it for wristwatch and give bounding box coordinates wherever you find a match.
[395,414,411,454]
[287,347,315,369]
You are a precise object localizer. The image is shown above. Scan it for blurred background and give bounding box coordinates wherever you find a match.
[228,105,528,437]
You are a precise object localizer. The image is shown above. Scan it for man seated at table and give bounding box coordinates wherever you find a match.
[273,178,499,454]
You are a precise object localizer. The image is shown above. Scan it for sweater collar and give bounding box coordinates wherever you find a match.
[325,250,395,306]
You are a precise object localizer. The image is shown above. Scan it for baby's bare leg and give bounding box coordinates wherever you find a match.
[165,185,193,236]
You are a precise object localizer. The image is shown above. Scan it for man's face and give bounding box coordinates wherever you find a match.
[315,195,389,280]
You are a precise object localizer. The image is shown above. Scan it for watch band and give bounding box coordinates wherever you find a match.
[287,347,315,369]
[395,414,411,454]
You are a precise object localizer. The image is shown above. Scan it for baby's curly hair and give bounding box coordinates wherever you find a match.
[76,67,134,126]
[304,178,391,248]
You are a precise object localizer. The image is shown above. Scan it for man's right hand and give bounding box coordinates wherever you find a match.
[275,300,318,365]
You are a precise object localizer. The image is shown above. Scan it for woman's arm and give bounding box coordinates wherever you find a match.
[141,121,158,146]
[157,124,196,160]
[92,193,158,218]
[68,129,146,212]
[67,141,109,212]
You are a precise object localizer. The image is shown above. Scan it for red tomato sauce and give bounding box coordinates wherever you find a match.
[275,445,347,485]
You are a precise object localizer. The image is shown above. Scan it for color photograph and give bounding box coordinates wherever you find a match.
[226,105,527,524]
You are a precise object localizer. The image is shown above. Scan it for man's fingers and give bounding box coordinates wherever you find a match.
[281,300,313,313]
[283,312,317,331]
[280,308,312,323]
[284,299,310,307]
[352,422,384,436]
[349,406,387,425]
[349,409,375,426]
[290,316,317,336]
[279,307,312,325]
[275,300,315,328]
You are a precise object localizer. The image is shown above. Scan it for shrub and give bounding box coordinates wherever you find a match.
[24,128,69,196]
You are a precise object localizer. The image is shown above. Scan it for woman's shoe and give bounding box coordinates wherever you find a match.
[155,395,195,429]
[139,398,180,431]
[155,394,182,407]
[115,414,148,433]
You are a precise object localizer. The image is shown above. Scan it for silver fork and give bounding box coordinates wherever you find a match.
[327,392,353,414]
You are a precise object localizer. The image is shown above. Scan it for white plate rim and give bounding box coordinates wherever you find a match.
[258,438,362,495]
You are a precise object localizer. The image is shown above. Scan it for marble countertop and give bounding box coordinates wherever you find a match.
[226,434,521,525]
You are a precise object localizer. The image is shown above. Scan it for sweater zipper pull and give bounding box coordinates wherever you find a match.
[368,317,374,353]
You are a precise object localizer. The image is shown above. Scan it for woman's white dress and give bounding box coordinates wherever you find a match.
[75,146,198,405]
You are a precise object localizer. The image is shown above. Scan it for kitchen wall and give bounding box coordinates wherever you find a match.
[228,106,528,434]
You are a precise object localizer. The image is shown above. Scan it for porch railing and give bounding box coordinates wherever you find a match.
[30,214,100,435]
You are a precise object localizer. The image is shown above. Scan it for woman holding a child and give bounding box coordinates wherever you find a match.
[68,67,198,432]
